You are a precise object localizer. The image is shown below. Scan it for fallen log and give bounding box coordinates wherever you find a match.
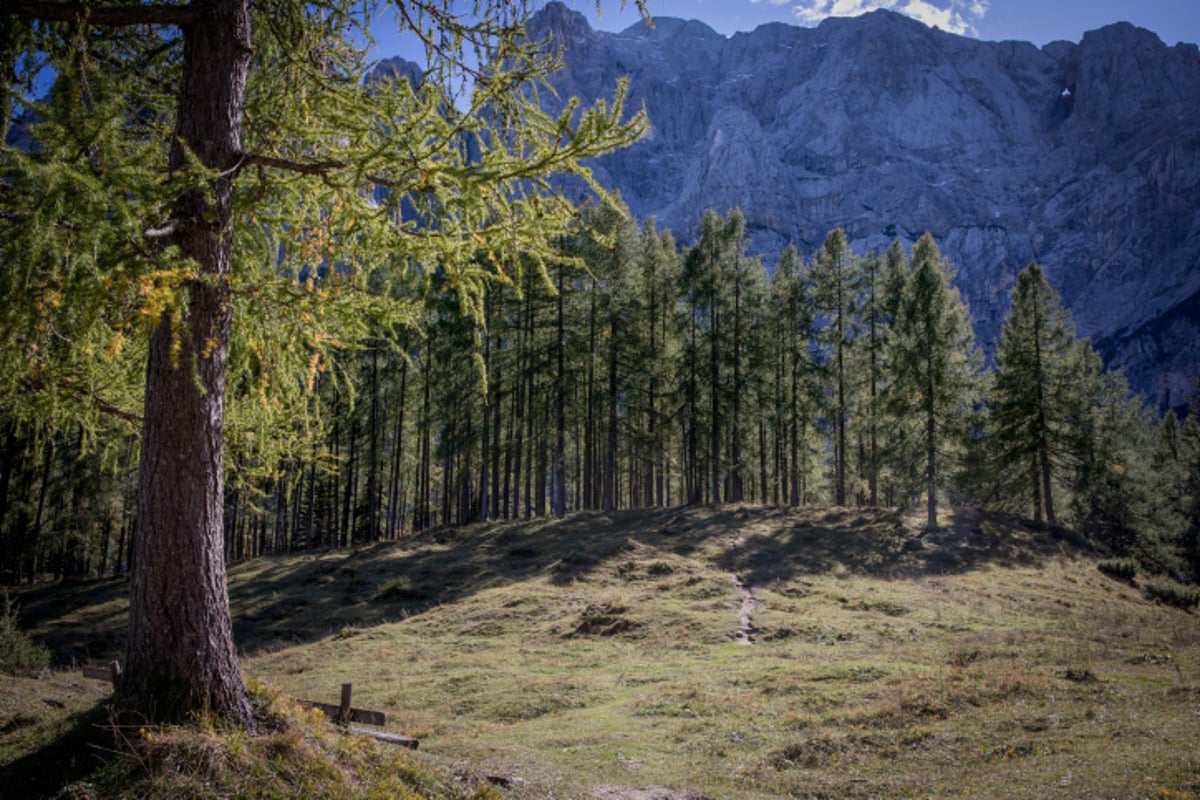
[348,725,419,750]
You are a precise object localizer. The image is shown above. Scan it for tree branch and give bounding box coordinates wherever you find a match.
[1,2,198,27]
[243,153,348,177]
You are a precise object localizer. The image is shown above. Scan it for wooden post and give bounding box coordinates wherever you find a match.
[339,683,352,726]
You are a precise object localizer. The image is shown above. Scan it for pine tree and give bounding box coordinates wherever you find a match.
[1069,354,1154,556]
[769,245,819,506]
[679,209,748,504]
[991,262,1081,526]
[1180,383,1200,580]
[811,229,859,506]
[888,234,978,530]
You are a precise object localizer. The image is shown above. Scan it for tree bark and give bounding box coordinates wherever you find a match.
[123,0,252,725]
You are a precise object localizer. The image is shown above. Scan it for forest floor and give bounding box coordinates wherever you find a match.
[4,505,1200,798]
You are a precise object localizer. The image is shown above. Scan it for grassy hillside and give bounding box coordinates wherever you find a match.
[4,505,1200,798]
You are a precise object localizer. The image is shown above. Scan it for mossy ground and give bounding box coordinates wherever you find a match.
[4,505,1199,798]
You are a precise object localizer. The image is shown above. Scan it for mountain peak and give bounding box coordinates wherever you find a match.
[618,15,723,41]
[535,8,1200,408]
[527,1,597,42]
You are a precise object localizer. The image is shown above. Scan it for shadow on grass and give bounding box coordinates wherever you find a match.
[13,505,1092,662]
[711,505,1087,591]
[0,699,113,799]
[9,577,129,665]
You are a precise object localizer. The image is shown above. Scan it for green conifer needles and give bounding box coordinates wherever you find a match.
[1,2,647,470]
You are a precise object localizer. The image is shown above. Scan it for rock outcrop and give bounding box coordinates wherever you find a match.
[527,3,1200,409]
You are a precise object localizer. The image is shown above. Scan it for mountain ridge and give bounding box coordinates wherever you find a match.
[526,2,1200,409]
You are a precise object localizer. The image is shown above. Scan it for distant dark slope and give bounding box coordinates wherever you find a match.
[528,2,1200,408]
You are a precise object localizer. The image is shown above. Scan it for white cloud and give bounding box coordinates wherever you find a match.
[788,0,988,36]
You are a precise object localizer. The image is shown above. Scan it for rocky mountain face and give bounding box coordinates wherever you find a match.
[526,2,1200,410]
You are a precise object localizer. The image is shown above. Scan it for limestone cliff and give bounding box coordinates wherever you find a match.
[528,2,1200,409]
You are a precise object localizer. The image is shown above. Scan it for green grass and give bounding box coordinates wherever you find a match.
[4,505,1200,799]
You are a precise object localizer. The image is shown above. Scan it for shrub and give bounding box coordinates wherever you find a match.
[1098,558,1139,582]
[0,592,51,675]
[1142,576,1200,610]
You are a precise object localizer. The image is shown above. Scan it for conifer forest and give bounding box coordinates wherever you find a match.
[3,200,1198,586]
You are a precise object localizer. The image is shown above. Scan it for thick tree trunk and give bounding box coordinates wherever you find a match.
[123,0,252,724]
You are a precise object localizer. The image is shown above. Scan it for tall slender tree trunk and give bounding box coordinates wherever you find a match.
[758,419,768,504]
[124,0,252,724]
[342,419,357,545]
[869,289,879,507]
[710,300,721,505]
[502,366,515,519]
[386,355,408,539]
[0,424,18,571]
[925,353,938,531]
[553,262,567,516]
[1040,445,1055,527]
[604,317,619,512]
[512,294,527,519]
[645,284,658,508]
[418,355,432,531]
[304,457,317,548]
[491,360,502,520]
[365,349,381,541]
[1031,451,1044,524]
[789,361,800,507]
[686,309,698,505]
[28,438,53,582]
[1033,324,1056,527]
[523,295,536,518]
[731,256,743,503]
[480,293,492,522]
[584,276,597,509]
[836,332,847,507]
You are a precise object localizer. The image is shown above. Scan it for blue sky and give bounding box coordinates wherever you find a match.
[369,0,1199,64]
[562,0,1198,45]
